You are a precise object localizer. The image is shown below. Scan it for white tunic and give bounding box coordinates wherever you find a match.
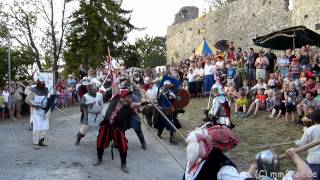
[84,93,104,126]
[31,95,49,131]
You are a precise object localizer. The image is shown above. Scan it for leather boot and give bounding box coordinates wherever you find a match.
[75,132,84,145]
[135,130,147,150]
[120,152,128,173]
[39,138,48,147]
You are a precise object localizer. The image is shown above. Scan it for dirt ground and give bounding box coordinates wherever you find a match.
[178,98,306,171]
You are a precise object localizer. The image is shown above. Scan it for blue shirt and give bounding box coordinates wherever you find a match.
[227,68,236,79]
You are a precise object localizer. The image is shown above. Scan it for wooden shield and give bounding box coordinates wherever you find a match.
[172,88,190,110]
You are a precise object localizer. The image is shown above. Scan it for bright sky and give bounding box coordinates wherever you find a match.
[121,0,208,43]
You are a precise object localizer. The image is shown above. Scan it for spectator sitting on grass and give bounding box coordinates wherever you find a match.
[244,89,266,118]
[234,91,248,118]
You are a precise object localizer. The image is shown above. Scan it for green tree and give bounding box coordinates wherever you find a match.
[3,0,71,82]
[0,46,35,85]
[64,0,136,75]
[134,35,166,68]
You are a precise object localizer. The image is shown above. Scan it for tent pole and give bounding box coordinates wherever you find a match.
[293,31,296,50]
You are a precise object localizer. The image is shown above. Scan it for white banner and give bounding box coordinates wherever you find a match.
[39,72,54,94]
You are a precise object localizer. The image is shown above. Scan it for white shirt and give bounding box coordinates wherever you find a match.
[187,72,196,82]
[1,90,9,103]
[204,64,216,75]
[194,68,204,80]
[146,85,158,102]
[252,83,268,90]
[216,61,225,69]
[298,124,320,164]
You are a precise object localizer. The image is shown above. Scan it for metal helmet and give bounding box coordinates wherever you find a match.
[256,149,280,178]
[163,80,172,87]
[87,82,97,95]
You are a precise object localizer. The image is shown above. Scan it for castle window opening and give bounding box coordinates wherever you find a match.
[315,23,320,31]
[284,0,294,11]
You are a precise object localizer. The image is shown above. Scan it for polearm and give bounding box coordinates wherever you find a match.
[124,73,187,143]
[279,139,320,160]
[98,47,112,93]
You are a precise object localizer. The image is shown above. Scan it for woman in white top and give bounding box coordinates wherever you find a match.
[204,58,216,96]
[194,61,204,97]
[2,83,10,118]
[297,110,320,180]
[276,51,290,79]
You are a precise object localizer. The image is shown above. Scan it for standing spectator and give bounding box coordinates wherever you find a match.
[79,64,87,79]
[13,82,24,119]
[285,83,299,123]
[286,49,296,63]
[234,54,245,89]
[187,68,196,98]
[194,61,204,97]
[226,64,236,86]
[247,48,258,85]
[255,50,269,81]
[264,48,277,74]
[9,82,16,120]
[289,58,302,85]
[2,83,10,119]
[299,46,310,68]
[203,58,216,96]
[276,51,290,79]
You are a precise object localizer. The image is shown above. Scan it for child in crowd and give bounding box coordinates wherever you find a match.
[242,80,250,94]
[59,87,66,109]
[225,82,237,102]
[301,106,315,132]
[245,89,266,118]
[226,64,237,87]
[267,73,277,90]
[187,68,196,98]
[234,91,248,118]
[289,58,301,84]
[285,83,299,123]
[266,90,275,112]
[269,91,285,119]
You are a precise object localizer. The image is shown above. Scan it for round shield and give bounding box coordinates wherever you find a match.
[172,88,190,110]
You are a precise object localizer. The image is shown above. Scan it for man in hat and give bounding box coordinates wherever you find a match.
[207,87,233,128]
[255,50,269,81]
[75,82,104,145]
[25,76,49,149]
[156,80,181,144]
[183,125,241,180]
[94,88,134,173]
[296,110,320,180]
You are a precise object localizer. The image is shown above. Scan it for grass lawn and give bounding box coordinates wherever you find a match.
[178,98,306,171]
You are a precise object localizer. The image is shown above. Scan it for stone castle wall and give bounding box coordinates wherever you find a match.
[167,0,320,61]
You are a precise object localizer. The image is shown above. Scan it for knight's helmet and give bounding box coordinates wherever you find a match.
[87,82,97,96]
[256,149,280,179]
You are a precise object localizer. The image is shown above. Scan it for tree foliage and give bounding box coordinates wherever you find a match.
[132,35,166,68]
[64,0,136,75]
[3,0,70,82]
[0,47,35,85]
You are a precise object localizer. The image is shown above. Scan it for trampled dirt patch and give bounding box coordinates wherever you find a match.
[178,98,306,171]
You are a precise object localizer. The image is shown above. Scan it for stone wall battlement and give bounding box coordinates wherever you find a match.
[167,0,320,61]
